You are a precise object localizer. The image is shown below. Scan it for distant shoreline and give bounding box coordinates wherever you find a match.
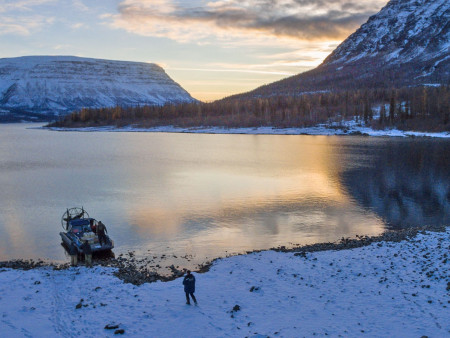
[44,124,450,138]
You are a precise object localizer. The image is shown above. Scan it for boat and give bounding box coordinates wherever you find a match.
[60,207,114,253]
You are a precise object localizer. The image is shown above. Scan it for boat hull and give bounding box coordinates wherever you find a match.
[60,232,114,253]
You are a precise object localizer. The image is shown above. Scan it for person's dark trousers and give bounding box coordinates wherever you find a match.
[185,292,197,304]
[98,234,107,246]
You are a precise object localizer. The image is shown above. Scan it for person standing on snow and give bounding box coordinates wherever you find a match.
[183,270,197,305]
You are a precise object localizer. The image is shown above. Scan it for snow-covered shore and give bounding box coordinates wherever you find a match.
[1,228,449,337]
[45,119,450,138]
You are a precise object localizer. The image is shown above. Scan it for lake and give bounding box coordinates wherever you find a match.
[0,124,449,272]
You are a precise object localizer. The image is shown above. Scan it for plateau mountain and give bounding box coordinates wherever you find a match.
[0,56,196,122]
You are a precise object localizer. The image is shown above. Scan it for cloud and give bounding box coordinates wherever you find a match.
[0,0,57,13]
[110,0,387,43]
[0,15,54,35]
[71,22,85,29]
[72,0,90,12]
[0,0,58,35]
[53,44,72,50]
[167,66,294,76]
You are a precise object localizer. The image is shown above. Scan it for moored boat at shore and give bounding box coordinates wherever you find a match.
[60,207,114,253]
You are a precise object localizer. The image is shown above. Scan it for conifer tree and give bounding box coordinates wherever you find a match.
[389,95,395,124]
[379,105,386,125]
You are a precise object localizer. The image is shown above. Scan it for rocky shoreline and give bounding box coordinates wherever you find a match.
[1,224,447,285]
[3,224,448,336]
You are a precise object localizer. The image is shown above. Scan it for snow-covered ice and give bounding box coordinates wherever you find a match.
[1,228,449,337]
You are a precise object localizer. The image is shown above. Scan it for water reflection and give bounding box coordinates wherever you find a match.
[116,135,386,264]
[341,139,450,229]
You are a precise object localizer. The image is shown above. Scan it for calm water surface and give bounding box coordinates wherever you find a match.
[0,124,449,270]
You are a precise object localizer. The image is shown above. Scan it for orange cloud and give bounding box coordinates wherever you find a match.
[109,0,387,43]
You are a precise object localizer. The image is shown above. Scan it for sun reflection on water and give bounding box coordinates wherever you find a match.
[3,125,447,264]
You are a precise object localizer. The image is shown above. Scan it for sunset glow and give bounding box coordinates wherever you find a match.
[0,0,388,100]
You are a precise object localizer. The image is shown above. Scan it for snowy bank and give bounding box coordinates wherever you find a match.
[1,228,449,337]
[45,122,450,138]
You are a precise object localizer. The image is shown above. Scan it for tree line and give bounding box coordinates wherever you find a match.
[48,86,449,132]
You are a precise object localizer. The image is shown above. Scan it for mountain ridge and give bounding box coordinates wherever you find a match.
[228,0,449,99]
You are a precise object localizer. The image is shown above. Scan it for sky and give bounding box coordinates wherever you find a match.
[0,0,388,101]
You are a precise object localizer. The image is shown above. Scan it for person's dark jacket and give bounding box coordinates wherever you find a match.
[81,241,92,255]
[68,243,78,256]
[183,274,196,293]
[97,222,107,236]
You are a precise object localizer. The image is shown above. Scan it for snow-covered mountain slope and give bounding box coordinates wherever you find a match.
[0,56,196,120]
[234,0,449,98]
[326,0,449,67]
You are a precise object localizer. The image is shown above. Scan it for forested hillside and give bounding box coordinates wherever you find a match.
[49,86,449,132]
